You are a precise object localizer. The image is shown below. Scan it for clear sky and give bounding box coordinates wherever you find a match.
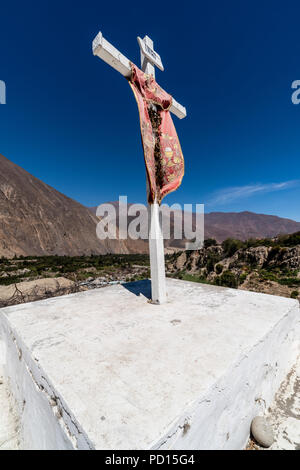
[1,1,300,220]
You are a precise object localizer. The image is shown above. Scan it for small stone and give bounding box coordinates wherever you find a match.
[251,416,274,448]
[170,319,181,326]
[49,397,57,407]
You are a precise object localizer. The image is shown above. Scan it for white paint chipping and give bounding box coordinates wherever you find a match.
[267,354,300,450]
[0,279,299,450]
[0,364,21,450]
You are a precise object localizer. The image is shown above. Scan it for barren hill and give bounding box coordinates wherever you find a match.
[90,204,300,245]
[0,154,139,257]
[204,211,300,242]
[1,153,300,257]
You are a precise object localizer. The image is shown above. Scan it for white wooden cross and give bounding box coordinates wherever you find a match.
[93,32,187,304]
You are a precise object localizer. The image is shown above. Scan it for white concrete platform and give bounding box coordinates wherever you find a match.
[0,364,21,450]
[0,279,299,450]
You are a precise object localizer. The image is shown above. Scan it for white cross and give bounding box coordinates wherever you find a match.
[93,32,187,304]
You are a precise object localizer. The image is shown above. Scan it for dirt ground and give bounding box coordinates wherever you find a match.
[247,354,300,450]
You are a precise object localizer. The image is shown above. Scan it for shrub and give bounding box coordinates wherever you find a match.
[215,264,223,274]
[222,238,245,257]
[259,270,278,282]
[290,290,299,299]
[239,273,247,284]
[204,238,217,248]
[177,273,210,284]
[278,278,300,287]
[215,270,238,288]
[266,246,281,263]
[277,232,300,247]
[205,250,222,273]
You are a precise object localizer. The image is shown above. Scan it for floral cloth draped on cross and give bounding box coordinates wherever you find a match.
[128,63,184,204]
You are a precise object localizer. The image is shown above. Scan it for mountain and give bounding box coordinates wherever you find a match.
[90,204,300,245]
[1,153,300,258]
[204,211,300,242]
[0,154,141,257]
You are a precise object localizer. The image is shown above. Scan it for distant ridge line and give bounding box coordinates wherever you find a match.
[0,152,299,257]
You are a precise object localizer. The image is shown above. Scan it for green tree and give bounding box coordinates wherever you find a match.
[215,264,223,274]
[215,270,238,288]
[204,238,217,248]
[222,238,245,257]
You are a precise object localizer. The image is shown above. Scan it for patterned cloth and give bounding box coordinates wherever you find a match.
[128,63,184,204]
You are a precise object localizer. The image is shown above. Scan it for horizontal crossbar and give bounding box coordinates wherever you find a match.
[92,32,187,120]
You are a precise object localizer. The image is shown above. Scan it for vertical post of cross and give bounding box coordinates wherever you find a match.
[140,36,167,304]
[93,31,187,303]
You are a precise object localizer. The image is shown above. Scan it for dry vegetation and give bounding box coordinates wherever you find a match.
[1,232,300,308]
[0,254,150,308]
[166,232,300,300]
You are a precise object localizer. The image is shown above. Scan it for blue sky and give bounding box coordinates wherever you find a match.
[0,0,300,220]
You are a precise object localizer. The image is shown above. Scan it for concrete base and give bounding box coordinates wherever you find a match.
[0,279,299,450]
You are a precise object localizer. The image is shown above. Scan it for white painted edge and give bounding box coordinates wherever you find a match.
[137,36,164,71]
[92,32,187,119]
[171,98,187,120]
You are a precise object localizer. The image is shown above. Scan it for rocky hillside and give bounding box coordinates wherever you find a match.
[0,154,146,257]
[167,233,300,299]
[0,154,110,257]
[0,254,150,307]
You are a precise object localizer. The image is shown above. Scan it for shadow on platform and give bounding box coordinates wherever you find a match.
[122,279,151,300]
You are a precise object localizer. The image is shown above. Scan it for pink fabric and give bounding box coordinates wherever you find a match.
[129,63,184,204]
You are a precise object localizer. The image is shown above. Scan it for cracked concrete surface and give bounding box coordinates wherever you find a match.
[267,354,300,450]
[0,365,21,450]
[0,279,298,450]
[247,354,300,450]
[1,354,299,451]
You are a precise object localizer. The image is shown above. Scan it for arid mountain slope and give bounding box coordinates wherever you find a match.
[1,153,300,257]
[205,211,300,242]
[90,204,300,244]
[0,154,136,257]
